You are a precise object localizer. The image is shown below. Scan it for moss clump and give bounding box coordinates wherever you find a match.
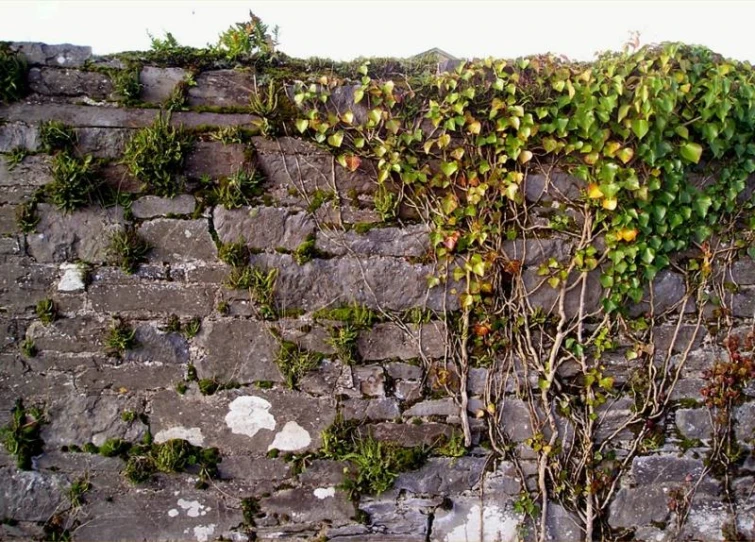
[212,169,265,209]
[106,229,151,274]
[123,439,221,488]
[326,324,360,365]
[15,200,40,233]
[121,113,192,197]
[112,66,142,105]
[313,303,378,328]
[292,235,321,265]
[275,341,323,389]
[67,475,91,507]
[320,416,427,499]
[218,239,250,268]
[20,337,36,358]
[0,399,45,470]
[39,120,77,154]
[198,377,240,396]
[104,320,137,358]
[307,189,335,213]
[35,298,57,325]
[48,152,100,212]
[99,438,131,458]
[223,266,277,320]
[183,317,201,338]
[0,42,27,104]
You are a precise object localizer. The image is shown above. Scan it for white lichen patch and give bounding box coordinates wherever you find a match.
[154,426,205,447]
[177,499,208,518]
[225,396,276,438]
[268,421,311,451]
[57,263,86,292]
[443,504,519,542]
[193,524,216,542]
[168,509,179,518]
[313,487,336,499]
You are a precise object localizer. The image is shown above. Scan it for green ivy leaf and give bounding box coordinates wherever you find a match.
[680,142,703,164]
[440,161,458,177]
[327,132,344,148]
[631,119,649,140]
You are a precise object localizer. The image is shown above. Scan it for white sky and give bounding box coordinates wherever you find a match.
[1,1,755,63]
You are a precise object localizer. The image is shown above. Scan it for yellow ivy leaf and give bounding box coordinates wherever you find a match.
[602,197,618,210]
[587,183,604,199]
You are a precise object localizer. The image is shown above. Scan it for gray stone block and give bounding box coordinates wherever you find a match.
[214,205,314,251]
[139,66,188,103]
[194,318,281,383]
[138,218,217,263]
[131,194,196,218]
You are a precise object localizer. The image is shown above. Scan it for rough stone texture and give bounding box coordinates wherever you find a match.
[27,204,126,263]
[138,218,217,263]
[42,393,148,447]
[12,42,92,67]
[0,102,258,129]
[359,322,446,361]
[188,69,254,107]
[194,319,282,383]
[316,223,430,258]
[76,127,132,158]
[250,253,459,312]
[214,205,315,251]
[123,323,189,365]
[139,66,188,103]
[184,141,250,179]
[0,122,40,152]
[0,469,68,522]
[27,67,113,99]
[676,408,713,440]
[131,194,196,218]
[88,280,215,317]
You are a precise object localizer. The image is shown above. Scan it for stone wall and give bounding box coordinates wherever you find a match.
[1,42,755,542]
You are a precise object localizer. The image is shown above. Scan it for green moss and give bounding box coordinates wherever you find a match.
[121,113,191,197]
[5,146,29,170]
[0,42,27,104]
[121,410,137,423]
[99,438,131,458]
[320,418,427,499]
[352,222,380,235]
[326,324,360,365]
[183,317,201,338]
[175,381,188,395]
[307,189,335,213]
[212,169,265,209]
[434,430,468,458]
[163,314,182,333]
[47,152,100,212]
[218,239,250,268]
[313,303,378,328]
[198,377,240,396]
[293,235,320,265]
[39,121,77,154]
[67,475,91,507]
[106,229,151,274]
[112,66,142,105]
[20,336,36,358]
[275,341,323,389]
[0,399,45,470]
[223,266,277,320]
[104,319,137,357]
[16,200,40,233]
[35,298,57,325]
[255,380,274,390]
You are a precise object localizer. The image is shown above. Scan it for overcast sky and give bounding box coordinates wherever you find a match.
[2,1,754,63]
